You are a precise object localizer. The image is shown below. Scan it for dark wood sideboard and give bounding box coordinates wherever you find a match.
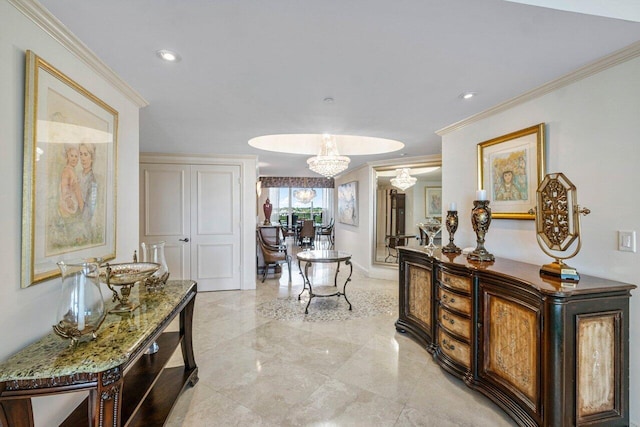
[0,280,198,427]
[396,247,635,427]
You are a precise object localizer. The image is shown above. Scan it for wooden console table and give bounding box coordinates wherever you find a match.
[396,248,635,427]
[0,280,198,427]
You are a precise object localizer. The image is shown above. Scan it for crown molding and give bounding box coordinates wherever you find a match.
[140,152,258,165]
[437,41,640,136]
[8,0,149,108]
[367,154,442,169]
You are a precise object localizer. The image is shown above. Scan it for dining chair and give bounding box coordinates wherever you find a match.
[316,218,334,248]
[385,235,407,263]
[298,219,315,248]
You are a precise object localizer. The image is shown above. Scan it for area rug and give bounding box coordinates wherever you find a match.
[256,289,397,322]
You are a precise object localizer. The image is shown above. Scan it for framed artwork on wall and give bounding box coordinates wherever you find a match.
[477,123,545,220]
[425,186,442,218]
[21,50,118,288]
[337,181,358,226]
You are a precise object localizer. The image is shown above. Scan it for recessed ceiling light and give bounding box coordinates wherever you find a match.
[323,97,334,104]
[460,91,476,100]
[156,49,181,62]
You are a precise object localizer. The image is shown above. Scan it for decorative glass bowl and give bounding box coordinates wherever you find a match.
[418,218,443,250]
[99,262,160,313]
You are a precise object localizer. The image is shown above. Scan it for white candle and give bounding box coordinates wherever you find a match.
[77,278,85,331]
[476,189,487,201]
[449,202,457,211]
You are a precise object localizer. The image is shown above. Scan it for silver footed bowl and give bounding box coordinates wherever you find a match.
[99,262,160,285]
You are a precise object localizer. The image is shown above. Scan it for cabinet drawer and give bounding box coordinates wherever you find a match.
[438,287,471,315]
[439,271,471,293]
[438,306,471,341]
[438,329,470,369]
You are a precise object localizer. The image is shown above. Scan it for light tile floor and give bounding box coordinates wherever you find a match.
[166,251,516,426]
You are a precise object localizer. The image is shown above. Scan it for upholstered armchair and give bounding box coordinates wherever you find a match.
[257,228,291,283]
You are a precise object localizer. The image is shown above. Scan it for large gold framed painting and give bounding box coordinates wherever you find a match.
[21,51,118,288]
[477,123,545,220]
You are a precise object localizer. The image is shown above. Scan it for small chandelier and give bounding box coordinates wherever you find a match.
[294,188,316,204]
[390,168,417,191]
[307,134,350,177]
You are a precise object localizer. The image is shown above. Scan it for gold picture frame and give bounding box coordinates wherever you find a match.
[21,51,118,288]
[477,123,545,220]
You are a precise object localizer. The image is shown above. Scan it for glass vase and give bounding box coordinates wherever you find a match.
[418,218,443,250]
[141,241,170,291]
[54,261,106,345]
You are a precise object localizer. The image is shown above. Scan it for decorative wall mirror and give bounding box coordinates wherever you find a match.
[372,160,442,266]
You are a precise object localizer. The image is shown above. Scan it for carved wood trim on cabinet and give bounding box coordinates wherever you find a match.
[395,248,635,427]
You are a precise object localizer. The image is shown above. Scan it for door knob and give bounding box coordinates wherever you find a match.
[179,238,190,242]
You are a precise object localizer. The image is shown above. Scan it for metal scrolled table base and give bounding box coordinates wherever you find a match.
[298,257,353,315]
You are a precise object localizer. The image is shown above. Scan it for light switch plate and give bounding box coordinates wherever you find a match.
[618,230,636,252]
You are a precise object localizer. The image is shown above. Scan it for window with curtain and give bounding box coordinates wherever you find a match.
[260,177,335,226]
[267,187,334,226]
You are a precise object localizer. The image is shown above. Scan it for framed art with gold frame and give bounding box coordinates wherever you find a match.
[21,51,118,288]
[477,123,545,220]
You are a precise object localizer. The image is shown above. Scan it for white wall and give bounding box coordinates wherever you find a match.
[334,166,372,273]
[441,54,640,424]
[1,0,142,424]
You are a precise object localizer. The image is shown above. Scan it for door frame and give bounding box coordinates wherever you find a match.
[140,153,257,290]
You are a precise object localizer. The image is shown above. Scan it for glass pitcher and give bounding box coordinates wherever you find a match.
[141,241,170,290]
[54,261,106,345]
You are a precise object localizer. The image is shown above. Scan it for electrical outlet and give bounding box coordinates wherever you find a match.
[618,230,636,252]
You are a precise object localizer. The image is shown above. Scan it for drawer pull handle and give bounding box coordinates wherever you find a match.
[443,314,455,325]
[442,294,456,304]
[442,339,455,351]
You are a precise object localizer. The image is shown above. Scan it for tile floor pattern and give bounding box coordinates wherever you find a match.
[165,257,516,426]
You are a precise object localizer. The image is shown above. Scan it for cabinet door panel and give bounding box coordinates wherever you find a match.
[577,312,622,422]
[407,263,432,329]
[482,292,540,410]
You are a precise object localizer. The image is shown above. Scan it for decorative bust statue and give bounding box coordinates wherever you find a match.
[263,198,272,225]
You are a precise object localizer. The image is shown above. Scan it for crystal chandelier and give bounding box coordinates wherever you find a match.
[390,168,417,191]
[307,134,351,177]
[293,188,316,203]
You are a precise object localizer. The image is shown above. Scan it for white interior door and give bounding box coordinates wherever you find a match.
[140,163,191,280]
[190,164,241,291]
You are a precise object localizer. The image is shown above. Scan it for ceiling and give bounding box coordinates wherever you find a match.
[39,0,640,177]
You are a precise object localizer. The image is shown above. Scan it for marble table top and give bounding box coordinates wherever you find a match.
[0,280,195,383]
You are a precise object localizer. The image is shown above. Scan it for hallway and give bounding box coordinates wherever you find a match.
[166,257,515,426]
